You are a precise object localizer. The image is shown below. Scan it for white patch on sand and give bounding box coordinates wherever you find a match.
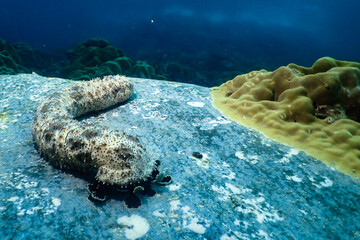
[153,209,166,218]
[52,198,61,207]
[17,209,25,216]
[220,234,238,240]
[151,89,161,95]
[142,111,167,120]
[192,117,231,130]
[207,117,232,128]
[222,162,230,168]
[320,177,333,187]
[299,209,308,215]
[309,176,333,188]
[170,199,181,211]
[41,188,50,195]
[1,172,63,216]
[235,151,246,160]
[225,183,241,194]
[117,215,150,240]
[222,171,236,180]
[183,217,206,234]
[8,196,19,202]
[211,185,231,201]
[44,197,61,215]
[235,152,259,164]
[247,155,259,165]
[211,184,251,201]
[142,102,160,110]
[187,101,205,107]
[286,175,302,183]
[236,195,284,224]
[26,206,42,215]
[181,206,209,234]
[257,230,270,240]
[275,148,299,164]
[168,183,181,191]
[168,199,209,233]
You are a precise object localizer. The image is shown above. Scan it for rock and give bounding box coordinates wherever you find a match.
[0,74,359,239]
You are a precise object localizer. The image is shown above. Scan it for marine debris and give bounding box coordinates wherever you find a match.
[211,57,360,178]
[32,75,170,207]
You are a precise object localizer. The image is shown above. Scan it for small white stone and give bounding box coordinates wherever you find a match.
[153,210,166,218]
[170,199,181,211]
[52,198,61,207]
[168,183,181,191]
[320,177,333,187]
[8,196,19,202]
[225,183,241,194]
[187,101,205,107]
[286,175,302,183]
[220,234,238,240]
[117,215,150,240]
[183,217,206,234]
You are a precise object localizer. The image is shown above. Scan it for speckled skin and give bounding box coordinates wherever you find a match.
[32,75,155,186]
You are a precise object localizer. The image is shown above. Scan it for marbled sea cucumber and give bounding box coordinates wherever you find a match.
[32,75,157,187]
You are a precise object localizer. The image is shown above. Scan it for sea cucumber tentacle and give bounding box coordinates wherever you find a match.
[32,75,155,186]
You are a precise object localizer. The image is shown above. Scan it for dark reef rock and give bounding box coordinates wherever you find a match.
[61,39,126,80]
[13,42,65,76]
[0,37,271,87]
[0,39,66,76]
[0,39,23,74]
[132,60,156,79]
[61,39,162,81]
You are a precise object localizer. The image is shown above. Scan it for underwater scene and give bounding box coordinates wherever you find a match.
[0,0,360,239]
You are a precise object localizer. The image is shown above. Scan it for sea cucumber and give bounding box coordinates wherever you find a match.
[32,75,156,186]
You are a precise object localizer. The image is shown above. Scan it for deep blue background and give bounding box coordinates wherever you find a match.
[0,0,359,69]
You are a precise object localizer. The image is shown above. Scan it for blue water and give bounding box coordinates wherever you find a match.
[1,2,360,238]
[1,0,359,67]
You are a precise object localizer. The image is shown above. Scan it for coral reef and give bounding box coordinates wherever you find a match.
[0,37,270,87]
[163,62,198,83]
[0,39,23,74]
[132,61,156,79]
[13,42,64,76]
[61,39,126,80]
[211,57,360,178]
[61,39,162,81]
[32,75,158,189]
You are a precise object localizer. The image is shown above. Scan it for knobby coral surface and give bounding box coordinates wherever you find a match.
[211,57,360,178]
[32,75,156,186]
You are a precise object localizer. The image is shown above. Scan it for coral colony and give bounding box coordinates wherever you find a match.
[212,57,360,178]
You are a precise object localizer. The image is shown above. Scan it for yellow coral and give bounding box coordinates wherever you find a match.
[211,57,360,179]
